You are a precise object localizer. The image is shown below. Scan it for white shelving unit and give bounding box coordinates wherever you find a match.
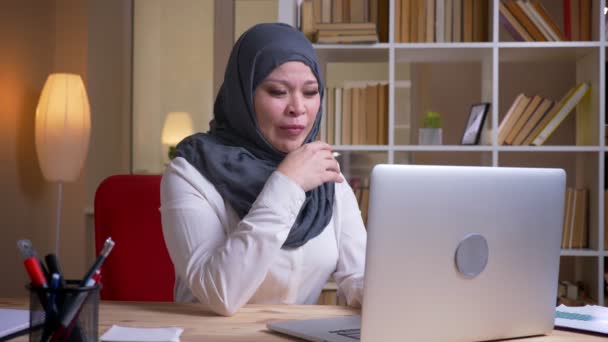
[307,0,607,304]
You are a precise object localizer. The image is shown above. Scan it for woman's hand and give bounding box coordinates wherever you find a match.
[277,141,344,192]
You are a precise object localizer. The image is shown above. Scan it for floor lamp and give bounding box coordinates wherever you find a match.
[35,73,91,257]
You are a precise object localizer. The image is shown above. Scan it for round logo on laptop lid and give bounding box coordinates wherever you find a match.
[455,233,489,277]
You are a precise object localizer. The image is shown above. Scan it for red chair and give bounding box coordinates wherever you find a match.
[94,175,174,301]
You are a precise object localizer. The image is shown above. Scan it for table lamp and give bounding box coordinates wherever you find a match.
[35,73,91,257]
[161,111,194,160]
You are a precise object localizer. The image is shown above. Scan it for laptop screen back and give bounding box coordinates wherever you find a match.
[361,165,566,341]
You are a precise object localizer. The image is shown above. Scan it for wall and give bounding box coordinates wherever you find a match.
[132,0,214,174]
[0,0,131,297]
[0,0,56,296]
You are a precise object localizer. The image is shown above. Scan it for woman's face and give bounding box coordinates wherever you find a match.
[254,61,320,153]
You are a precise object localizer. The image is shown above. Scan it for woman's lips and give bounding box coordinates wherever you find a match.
[280,124,305,136]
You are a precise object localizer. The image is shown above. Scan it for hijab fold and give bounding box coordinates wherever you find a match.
[175,23,334,249]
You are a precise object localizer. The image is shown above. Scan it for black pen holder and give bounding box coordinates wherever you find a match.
[28,280,100,342]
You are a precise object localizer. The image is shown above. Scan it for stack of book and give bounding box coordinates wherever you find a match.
[315,22,379,44]
[561,187,588,249]
[319,84,389,145]
[394,0,489,43]
[499,0,591,42]
[300,0,387,43]
[497,82,590,146]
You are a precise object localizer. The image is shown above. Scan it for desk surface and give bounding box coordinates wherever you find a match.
[1,298,605,341]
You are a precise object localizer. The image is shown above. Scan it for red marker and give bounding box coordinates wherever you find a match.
[17,240,48,288]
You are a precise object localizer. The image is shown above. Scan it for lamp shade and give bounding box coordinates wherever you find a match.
[161,111,194,145]
[35,73,91,182]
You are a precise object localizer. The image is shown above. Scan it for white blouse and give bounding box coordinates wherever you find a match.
[160,157,366,316]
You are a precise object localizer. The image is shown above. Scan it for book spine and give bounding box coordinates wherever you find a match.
[563,0,571,40]
[499,7,525,41]
[532,83,589,145]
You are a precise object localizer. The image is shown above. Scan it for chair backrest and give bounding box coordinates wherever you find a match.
[94,174,174,301]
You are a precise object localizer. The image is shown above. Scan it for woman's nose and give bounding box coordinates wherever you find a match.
[287,93,306,116]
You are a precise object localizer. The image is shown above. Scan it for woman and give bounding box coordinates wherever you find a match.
[160,22,366,316]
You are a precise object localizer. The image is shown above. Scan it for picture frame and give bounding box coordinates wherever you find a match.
[461,103,491,145]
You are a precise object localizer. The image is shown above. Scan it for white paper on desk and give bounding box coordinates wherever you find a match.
[100,325,184,342]
[0,308,30,338]
[555,304,608,335]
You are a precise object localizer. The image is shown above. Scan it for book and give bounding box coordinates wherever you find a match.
[563,0,571,40]
[453,0,462,42]
[462,0,473,42]
[351,88,361,144]
[377,0,389,42]
[517,0,553,41]
[342,88,352,144]
[321,0,331,23]
[579,0,591,41]
[350,0,366,22]
[570,0,580,41]
[521,86,577,146]
[504,95,542,145]
[512,98,554,145]
[327,87,335,144]
[531,0,566,41]
[300,0,315,40]
[314,22,377,30]
[417,0,426,42]
[358,85,367,144]
[316,34,378,43]
[335,88,343,145]
[499,1,533,41]
[395,0,403,42]
[505,0,547,41]
[317,28,378,37]
[570,188,588,248]
[497,93,530,145]
[445,0,453,42]
[377,84,388,144]
[411,0,419,42]
[531,82,590,146]
[435,0,445,42]
[333,0,344,22]
[452,0,462,43]
[561,188,573,249]
[365,84,379,144]
[473,0,488,42]
[426,0,435,42]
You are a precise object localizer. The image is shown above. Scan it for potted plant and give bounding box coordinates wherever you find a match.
[418,111,442,145]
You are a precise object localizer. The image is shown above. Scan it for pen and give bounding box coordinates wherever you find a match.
[45,254,66,288]
[16,240,48,288]
[80,237,114,287]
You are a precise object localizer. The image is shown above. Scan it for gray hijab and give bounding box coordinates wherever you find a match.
[174,23,334,249]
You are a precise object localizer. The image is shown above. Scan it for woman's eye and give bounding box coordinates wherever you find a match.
[268,89,287,96]
[304,89,319,97]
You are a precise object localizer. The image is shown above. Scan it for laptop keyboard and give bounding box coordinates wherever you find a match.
[328,328,361,340]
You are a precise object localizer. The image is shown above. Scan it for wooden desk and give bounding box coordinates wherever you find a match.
[1,298,605,341]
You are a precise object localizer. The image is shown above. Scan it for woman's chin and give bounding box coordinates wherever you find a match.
[273,140,304,153]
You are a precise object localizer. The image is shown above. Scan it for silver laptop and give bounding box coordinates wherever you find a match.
[267,164,566,342]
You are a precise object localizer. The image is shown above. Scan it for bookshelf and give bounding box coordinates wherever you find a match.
[298,0,607,305]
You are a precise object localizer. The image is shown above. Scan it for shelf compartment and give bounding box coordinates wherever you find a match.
[402,61,493,145]
[499,151,600,250]
[395,46,492,63]
[559,256,600,305]
[498,46,599,62]
[498,48,600,146]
